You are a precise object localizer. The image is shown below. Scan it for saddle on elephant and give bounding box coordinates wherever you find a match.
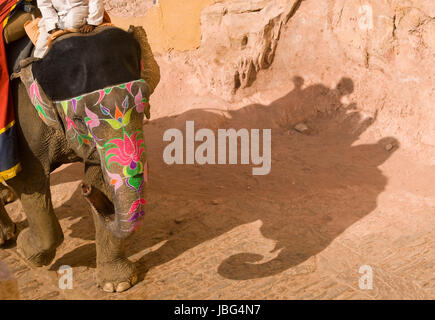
[19,25,159,114]
[19,26,154,121]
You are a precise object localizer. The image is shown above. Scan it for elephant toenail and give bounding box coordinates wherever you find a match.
[116,282,131,293]
[103,283,115,293]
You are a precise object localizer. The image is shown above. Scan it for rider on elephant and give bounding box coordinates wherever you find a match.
[34,0,105,58]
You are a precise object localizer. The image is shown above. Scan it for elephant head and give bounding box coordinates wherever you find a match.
[18,26,160,238]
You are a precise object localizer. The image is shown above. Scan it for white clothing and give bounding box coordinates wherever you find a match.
[34,0,104,58]
[37,0,104,30]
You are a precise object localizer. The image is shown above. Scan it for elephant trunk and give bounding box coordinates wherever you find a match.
[81,182,144,239]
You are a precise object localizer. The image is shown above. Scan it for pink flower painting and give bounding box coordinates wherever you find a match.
[104,131,145,177]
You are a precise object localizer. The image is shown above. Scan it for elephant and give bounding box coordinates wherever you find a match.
[0,25,160,293]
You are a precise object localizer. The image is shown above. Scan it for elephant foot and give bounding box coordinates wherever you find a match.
[16,229,59,267]
[0,220,16,247]
[96,259,138,293]
[0,186,17,205]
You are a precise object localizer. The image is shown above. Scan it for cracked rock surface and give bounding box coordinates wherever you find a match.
[193,0,302,100]
[104,0,154,17]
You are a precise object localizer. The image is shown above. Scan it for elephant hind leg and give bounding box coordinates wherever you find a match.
[0,202,17,246]
[9,175,64,267]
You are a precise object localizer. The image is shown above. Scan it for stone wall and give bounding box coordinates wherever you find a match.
[106,0,219,52]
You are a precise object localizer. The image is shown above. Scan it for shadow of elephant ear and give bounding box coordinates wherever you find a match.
[49,243,96,270]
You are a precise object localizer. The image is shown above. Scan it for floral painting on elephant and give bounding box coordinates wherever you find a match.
[57,79,151,233]
[22,72,151,235]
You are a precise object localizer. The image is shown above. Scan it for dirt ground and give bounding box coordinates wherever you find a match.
[1,97,434,299]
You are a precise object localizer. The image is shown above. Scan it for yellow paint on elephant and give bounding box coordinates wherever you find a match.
[109,0,220,53]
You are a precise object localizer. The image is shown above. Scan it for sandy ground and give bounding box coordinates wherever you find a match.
[1,98,434,299]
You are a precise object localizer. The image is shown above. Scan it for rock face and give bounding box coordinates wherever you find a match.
[329,0,435,71]
[149,0,434,163]
[106,0,219,53]
[104,0,154,17]
[194,0,302,100]
[193,0,434,98]
[0,261,19,299]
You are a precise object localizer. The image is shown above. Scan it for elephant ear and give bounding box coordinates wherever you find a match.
[18,62,63,130]
[129,26,161,95]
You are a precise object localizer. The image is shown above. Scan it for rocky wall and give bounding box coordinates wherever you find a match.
[153,0,435,163]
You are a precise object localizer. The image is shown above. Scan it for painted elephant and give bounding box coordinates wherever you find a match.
[0,25,160,292]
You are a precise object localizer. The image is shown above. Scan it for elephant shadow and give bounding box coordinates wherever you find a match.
[51,76,399,281]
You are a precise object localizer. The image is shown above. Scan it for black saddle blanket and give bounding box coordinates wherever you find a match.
[32,27,142,101]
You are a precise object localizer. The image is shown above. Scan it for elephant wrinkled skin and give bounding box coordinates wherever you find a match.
[0,26,160,293]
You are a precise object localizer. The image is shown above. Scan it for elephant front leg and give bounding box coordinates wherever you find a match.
[92,213,138,292]
[10,177,64,267]
[0,203,16,246]
[0,184,17,245]
[85,165,138,293]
